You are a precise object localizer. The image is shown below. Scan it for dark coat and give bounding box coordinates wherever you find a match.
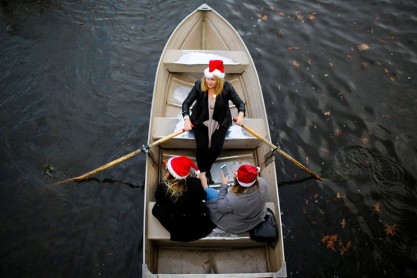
[182,80,246,128]
[152,177,215,242]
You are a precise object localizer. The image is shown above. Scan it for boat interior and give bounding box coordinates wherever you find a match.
[143,5,286,276]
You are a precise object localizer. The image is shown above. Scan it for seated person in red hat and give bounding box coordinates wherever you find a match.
[182,59,246,187]
[152,156,215,242]
[205,164,268,234]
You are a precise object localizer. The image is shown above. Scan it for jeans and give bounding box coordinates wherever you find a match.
[205,188,219,201]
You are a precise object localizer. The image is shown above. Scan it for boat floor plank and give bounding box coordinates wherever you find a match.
[156,246,269,275]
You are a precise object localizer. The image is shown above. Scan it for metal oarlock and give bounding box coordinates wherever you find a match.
[141,144,150,153]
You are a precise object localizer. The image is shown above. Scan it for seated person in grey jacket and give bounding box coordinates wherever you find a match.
[206,164,268,234]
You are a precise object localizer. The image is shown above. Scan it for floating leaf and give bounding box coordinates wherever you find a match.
[256,13,269,21]
[385,224,396,237]
[360,136,369,144]
[339,240,352,255]
[334,129,342,136]
[357,43,370,51]
[307,13,316,20]
[373,202,381,213]
[292,60,301,69]
[321,234,338,251]
[336,192,345,199]
[323,111,331,117]
[361,61,369,68]
[288,46,300,51]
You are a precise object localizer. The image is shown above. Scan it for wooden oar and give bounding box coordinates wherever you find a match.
[234,119,322,180]
[52,127,189,185]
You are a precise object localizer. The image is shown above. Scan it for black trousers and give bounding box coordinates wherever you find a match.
[193,124,228,173]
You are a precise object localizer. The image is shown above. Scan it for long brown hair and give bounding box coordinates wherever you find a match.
[200,76,224,94]
[229,179,259,194]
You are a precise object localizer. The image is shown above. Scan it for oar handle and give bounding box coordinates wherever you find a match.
[147,126,191,149]
[233,118,322,180]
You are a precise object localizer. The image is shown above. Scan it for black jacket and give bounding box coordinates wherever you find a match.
[152,177,215,242]
[182,80,245,128]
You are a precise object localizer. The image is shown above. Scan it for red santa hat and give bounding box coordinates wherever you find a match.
[204,60,225,79]
[236,164,260,187]
[166,156,200,180]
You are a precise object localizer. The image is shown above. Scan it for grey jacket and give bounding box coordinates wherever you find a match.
[206,177,268,234]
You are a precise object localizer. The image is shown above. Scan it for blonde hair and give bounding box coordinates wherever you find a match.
[164,174,187,202]
[201,76,224,94]
[161,159,187,202]
[230,179,259,194]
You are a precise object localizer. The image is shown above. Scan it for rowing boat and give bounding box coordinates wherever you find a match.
[143,4,287,277]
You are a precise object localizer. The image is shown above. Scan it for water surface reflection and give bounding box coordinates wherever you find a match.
[1,0,416,277]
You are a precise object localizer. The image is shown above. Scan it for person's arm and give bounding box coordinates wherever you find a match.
[155,182,168,202]
[216,185,233,213]
[214,172,233,213]
[182,82,199,130]
[226,82,245,126]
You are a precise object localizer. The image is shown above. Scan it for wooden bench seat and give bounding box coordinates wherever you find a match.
[152,117,267,149]
[147,202,276,247]
[163,50,249,73]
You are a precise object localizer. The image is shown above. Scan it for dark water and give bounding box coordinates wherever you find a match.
[1,0,416,277]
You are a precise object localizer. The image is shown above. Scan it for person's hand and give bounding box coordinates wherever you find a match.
[220,171,229,185]
[183,117,193,131]
[234,112,244,126]
[232,169,238,179]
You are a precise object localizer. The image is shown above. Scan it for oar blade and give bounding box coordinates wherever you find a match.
[50,128,189,185]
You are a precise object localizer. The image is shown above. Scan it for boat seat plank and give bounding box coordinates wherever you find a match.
[163,50,249,73]
[152,117,267,149]
[147,201,276,246]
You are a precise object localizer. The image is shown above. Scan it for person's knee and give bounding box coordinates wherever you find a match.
[205,188,219,201]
